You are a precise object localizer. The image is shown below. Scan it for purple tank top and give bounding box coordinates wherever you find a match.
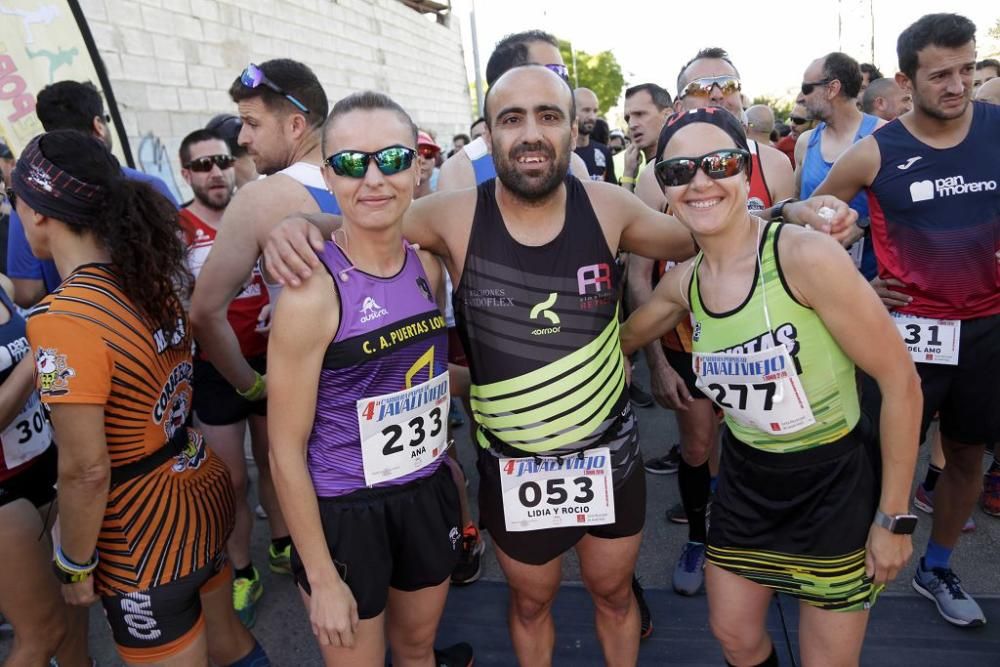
[308,241,449,496]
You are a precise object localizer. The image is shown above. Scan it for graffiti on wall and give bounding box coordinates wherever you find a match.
[137,132,182,203]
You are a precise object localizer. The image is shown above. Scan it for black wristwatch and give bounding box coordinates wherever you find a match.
[770,197,797,221]
[873,509,918,535]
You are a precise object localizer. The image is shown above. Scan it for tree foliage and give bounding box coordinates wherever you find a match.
[558,40,626,114]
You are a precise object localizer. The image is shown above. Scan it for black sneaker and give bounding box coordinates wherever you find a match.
[632,576,653,640]
[644,445,681,475]
[451,525,485,585]
[629,383,655,408]
[435,642,474,667]
[666,502,689,524]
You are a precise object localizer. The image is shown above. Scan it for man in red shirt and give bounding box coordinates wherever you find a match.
[178,128,290,628]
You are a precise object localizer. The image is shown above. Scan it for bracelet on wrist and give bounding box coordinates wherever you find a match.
[237,371,266,401]
[55,546,99,575]
[621,176,637,184]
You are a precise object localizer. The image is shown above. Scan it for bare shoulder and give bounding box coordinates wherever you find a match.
[569,152,590,179]
[437,150,475,192]
[582,178,636,207]
[794,130,813,158]
[775,224,853,295]
[658,256,697,306]
[758,142,787,161]
[227,174,317,233]
[274,261,337,332]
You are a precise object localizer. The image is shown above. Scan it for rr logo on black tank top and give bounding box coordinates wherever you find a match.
[577,263,614,310]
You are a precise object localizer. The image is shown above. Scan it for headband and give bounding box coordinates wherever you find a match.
[10,134,108,226]
[655,106,751,165]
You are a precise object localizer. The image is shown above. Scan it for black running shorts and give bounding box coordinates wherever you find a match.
[192,356,267,426]
[662,346,707,400]
[708,425,880,611]
[101,553,230,664]
[476,445,646,566]
[860,313,1000,445]
[292,463,461,620]
[0,444,57,509]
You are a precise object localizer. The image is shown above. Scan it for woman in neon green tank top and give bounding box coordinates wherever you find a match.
[621,108,921,667]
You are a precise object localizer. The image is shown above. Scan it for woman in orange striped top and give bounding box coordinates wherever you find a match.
[12,130,269,667]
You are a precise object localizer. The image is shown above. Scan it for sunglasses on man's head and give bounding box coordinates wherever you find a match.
[789,116,808,125]
[185,154,235,172]
[680,75,742,99]
[800,79,832,96]
[654,149,750,189]
[240,63,311,114]
[325,146,416,178]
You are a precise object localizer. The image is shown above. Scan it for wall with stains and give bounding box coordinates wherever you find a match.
[78,0,470,199]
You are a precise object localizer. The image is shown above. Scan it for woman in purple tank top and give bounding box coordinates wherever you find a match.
[267,92,473,667]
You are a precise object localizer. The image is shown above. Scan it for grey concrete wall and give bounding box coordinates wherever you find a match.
[80,0,470,199]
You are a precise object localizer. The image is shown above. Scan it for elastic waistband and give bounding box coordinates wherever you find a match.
[315,459,446,505]
[479,400,631,459]
[110,428,189,487]
[722,421,864,469]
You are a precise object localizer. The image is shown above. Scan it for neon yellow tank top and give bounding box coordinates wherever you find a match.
[689,222,859,452]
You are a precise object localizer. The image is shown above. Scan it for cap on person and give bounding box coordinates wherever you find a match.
[417,131,440,154]
[205,113,244,155]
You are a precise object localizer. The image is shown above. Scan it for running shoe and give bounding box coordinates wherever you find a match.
[254,503,268,520]
[434,642,474,667]
[666,502,689,524]
[233,566,264,628]
[913,483,935,514]
[629,383,654,408]
[981,466,1000,517]
[912,560,986,627]
[632,576,653,640]
[913,485,976,532]
[672,542,706,596]
[268,541,292,575]
[644,445,681,475]
[451,525,485,585]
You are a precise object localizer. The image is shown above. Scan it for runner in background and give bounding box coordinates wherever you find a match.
[16,130,268,666]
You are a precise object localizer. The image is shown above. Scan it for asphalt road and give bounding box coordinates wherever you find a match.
[3,358,999,665]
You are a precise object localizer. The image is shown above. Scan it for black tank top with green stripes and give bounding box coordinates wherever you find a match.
[454,176,638,479]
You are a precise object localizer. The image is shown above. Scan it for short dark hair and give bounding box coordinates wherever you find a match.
[591,118,610,145]
[483,65,575,128]
[977,58,1000,72]
[822,52,863,99]
[897,13,976,80]
[321,91,417,157]
[229,59,328,127]
[179,129,227,166]
[859,63,883,80]
[676,47,741,93]
[470,117,486,131]
[485,30,559,86]
[625,83,672,110]
[452,133,470,145]
[36,80,104,133]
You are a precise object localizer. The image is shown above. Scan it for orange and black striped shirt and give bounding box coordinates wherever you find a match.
[27,264,233,595]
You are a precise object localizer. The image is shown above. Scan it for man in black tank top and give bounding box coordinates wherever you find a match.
[263,65,861,666]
